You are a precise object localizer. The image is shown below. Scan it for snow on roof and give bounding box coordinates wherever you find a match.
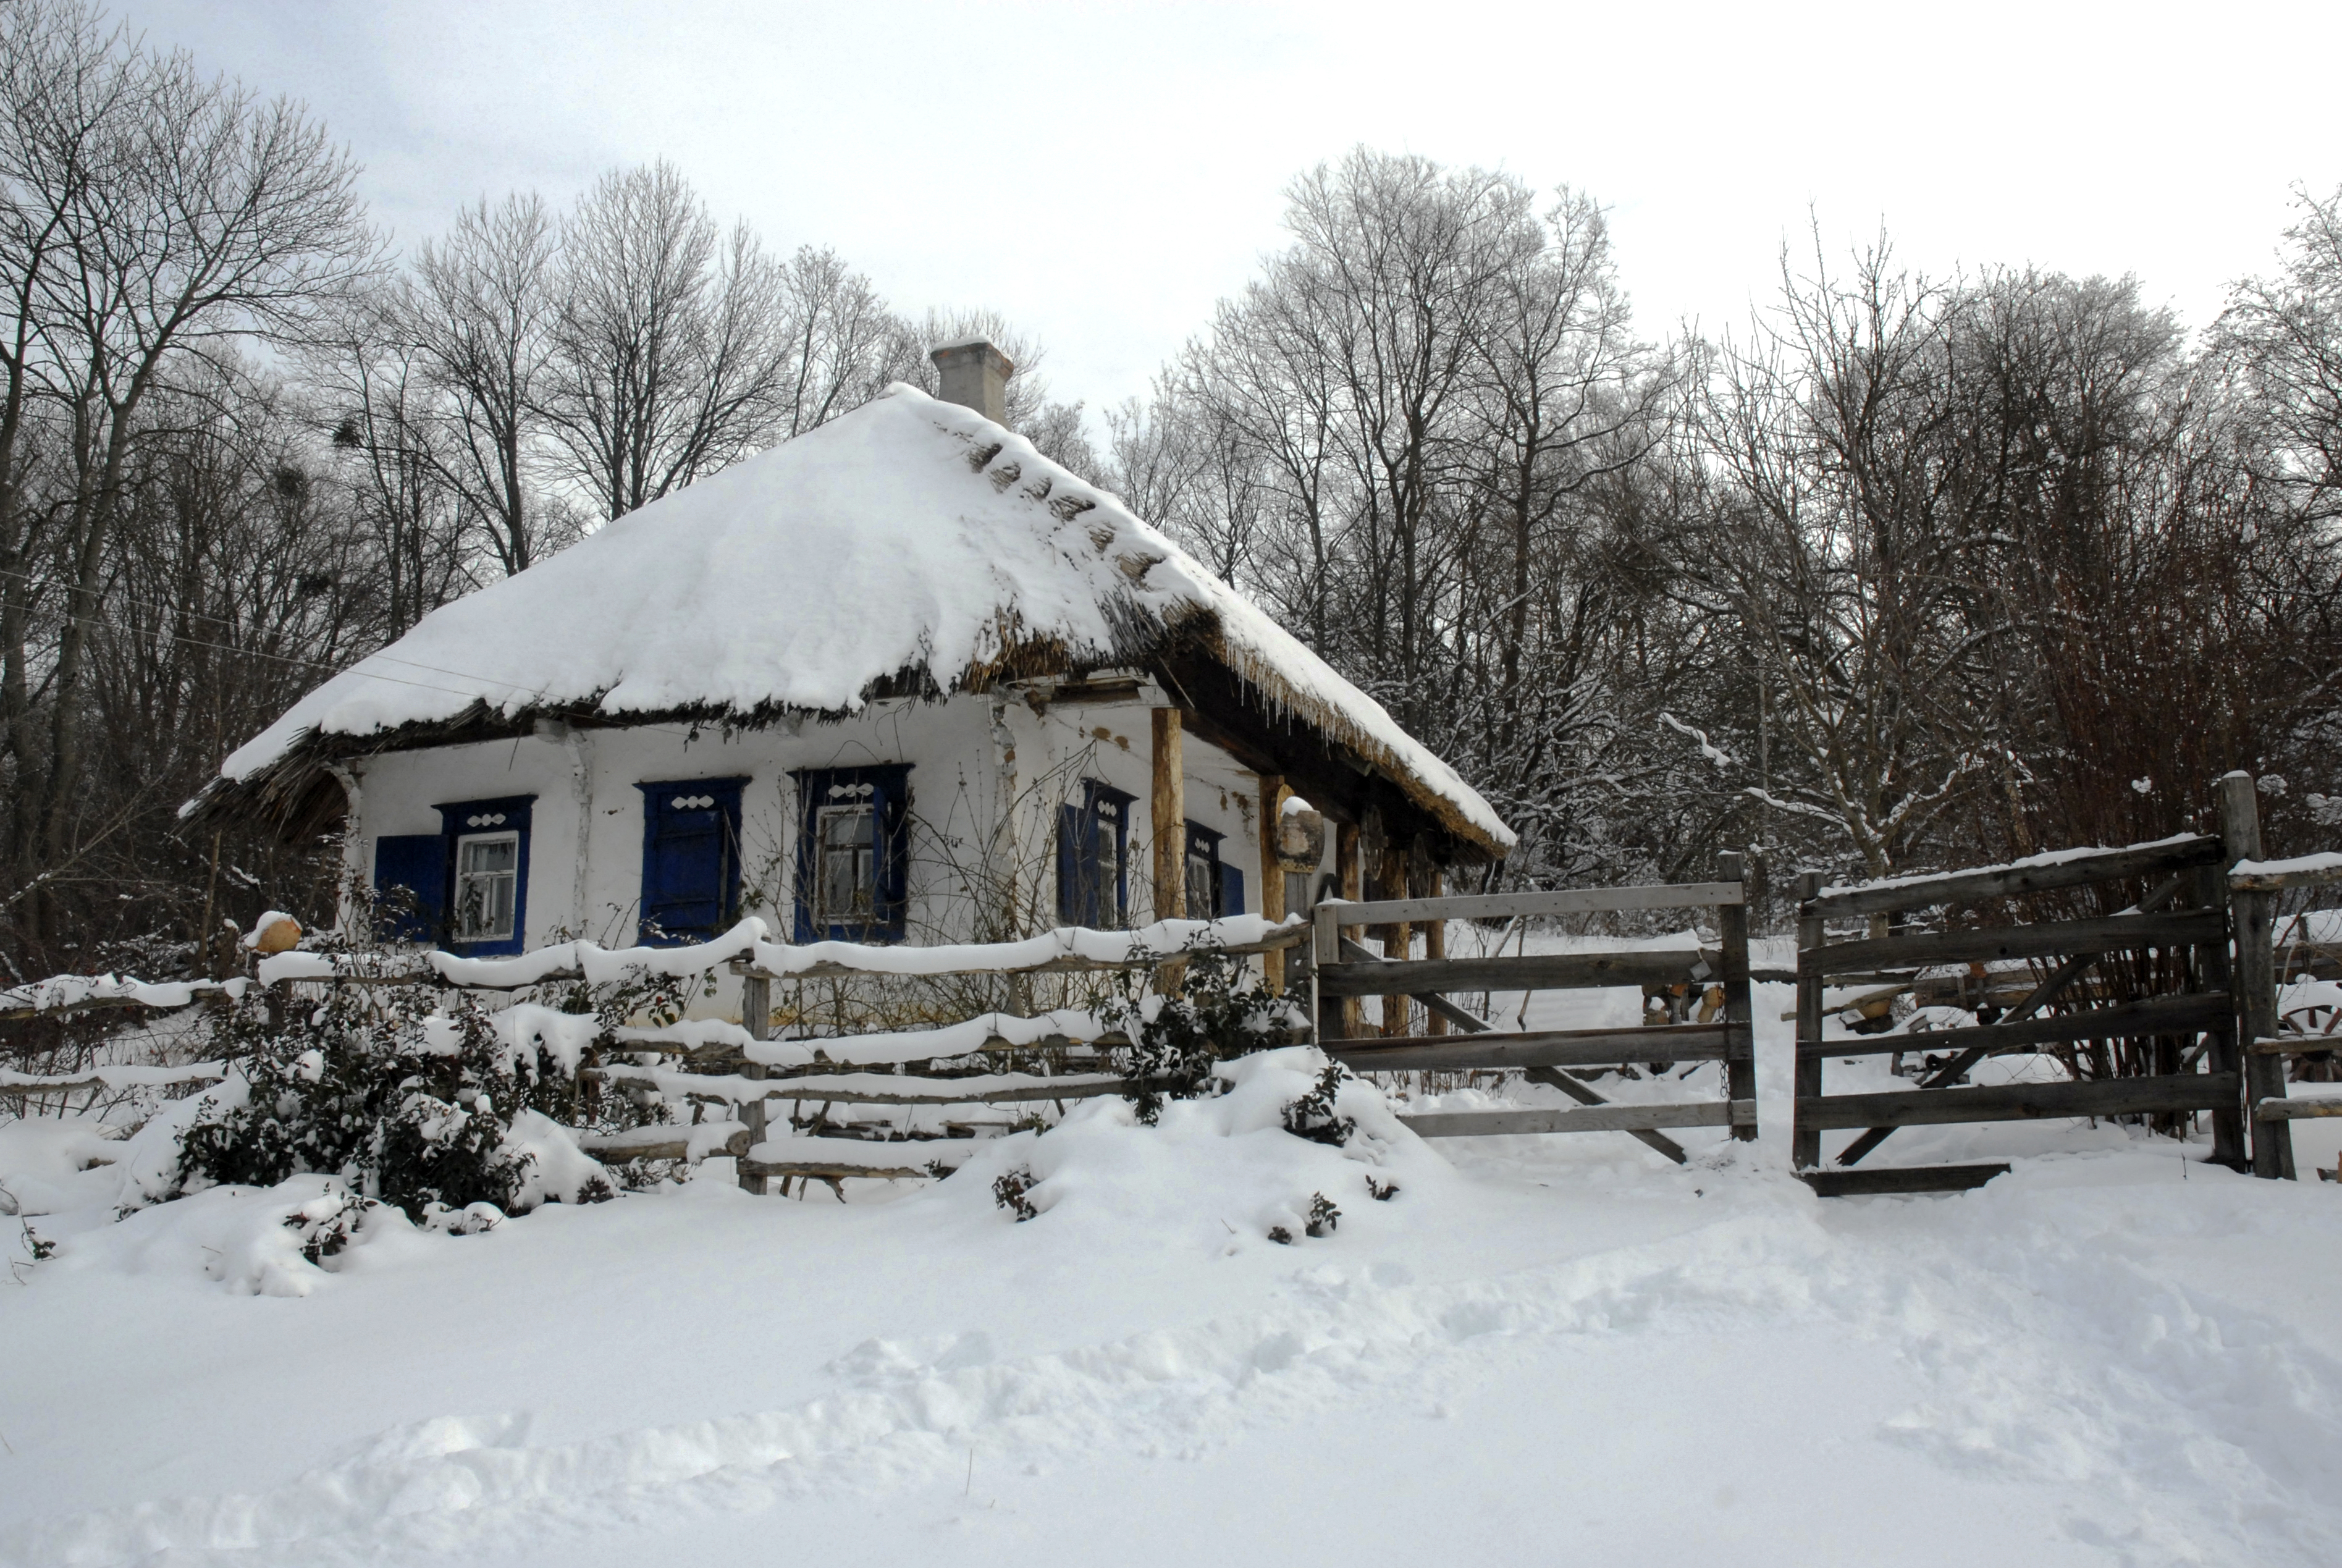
[216,386,1512,851]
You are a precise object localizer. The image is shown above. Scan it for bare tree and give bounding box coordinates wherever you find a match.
[2216,183,2342,525]
[409,192,562,572]
[0,0,374,945]
[543,161,804,521]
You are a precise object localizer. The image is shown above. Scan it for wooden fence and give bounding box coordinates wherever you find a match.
[1309,854,1756,1162]
[1787,773,2329,1194]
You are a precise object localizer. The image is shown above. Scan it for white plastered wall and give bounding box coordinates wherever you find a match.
[343,692,1281,1017]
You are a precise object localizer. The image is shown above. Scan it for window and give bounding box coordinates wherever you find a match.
[1186,822,1222,918]
[638,778,748,946]
[1056,782,1132,927]
[1182,821,1245,919]
[817,799,875,923]
[455,832,520,941]
[793,765,910,941]
[430,796,534,955]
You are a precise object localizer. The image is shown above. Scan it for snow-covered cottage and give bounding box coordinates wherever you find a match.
[193,342,1513,990]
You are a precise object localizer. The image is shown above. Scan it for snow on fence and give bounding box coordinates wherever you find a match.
[1308,855,1758,1165]
[1,915,1308,1189]
[1793,773,2342,1191]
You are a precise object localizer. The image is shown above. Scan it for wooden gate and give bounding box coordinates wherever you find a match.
[1790,814,2257,1195]
[1309,858,1758,1160]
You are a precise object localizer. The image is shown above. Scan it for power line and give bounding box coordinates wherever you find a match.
[0,567,710,746]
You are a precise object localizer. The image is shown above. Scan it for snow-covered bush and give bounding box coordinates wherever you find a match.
[174,981,602,1220]
[1101,949,1303,1123]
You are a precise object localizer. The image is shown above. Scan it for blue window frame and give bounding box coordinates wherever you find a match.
[432,795,536,956]
[637,777,749,946]
[792,764,911,942]
[371,834,446,943]
[1179,822,1245,919]
[1056,781,1133,927]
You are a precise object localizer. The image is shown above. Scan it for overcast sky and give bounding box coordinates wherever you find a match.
[117,0,2342,417]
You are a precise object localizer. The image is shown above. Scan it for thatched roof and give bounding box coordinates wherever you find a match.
[193,386,1512,858]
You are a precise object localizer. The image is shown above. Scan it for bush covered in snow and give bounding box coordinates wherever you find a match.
[161,921,710,1224]
[175,982,593,1220]
[1100,950,1304,1123]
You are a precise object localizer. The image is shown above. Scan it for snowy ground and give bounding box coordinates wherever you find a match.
[4,977,2341,1566]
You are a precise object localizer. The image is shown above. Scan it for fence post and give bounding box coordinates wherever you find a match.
[1793,870,1826,1170]
[1717,851,1757,1140]
[2217,772,2293,1179]
[739,973,772,1195]
[2190,856,2249,1170]
[1313,901,1344,1044]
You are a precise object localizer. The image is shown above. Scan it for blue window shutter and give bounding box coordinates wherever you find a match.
[637,778,748,946]
[432,795,536,956]
[1056,804,1083,925]
[870,766,911,935]
[373,834,445,942]
[1217,862,1244,919]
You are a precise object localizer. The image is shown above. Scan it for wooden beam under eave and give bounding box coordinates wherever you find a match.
[1260,772,1287,993]
[1152,706,1185,923]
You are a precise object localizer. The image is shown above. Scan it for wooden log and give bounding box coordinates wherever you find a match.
[581,1073,1129,1107]
[1328,1022,1734,1074]
[1793,870,1826,1170]
[1260,773,1286,995]
[1315,950,1717,998]
[1808,910,2224,976]
[2255,1097,2342,1120]
[2248,1037,2342,1054]
[1805,835,2224,917]
[738,974,772,1194]
[1330,881,1745,928]
[580,1127,752,1163]
[1797,992,2231,1059]
[1151,706,1185,922]
[1717,851,1756,1141]
[2229,862,2342,892]
[1795,1071,2243,1131]
[2220,773,2293,1179]
[1801,1163,2010,1197]
[1399,1100,1754,1138]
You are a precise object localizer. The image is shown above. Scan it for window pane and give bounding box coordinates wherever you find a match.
[817,806,875,924]
[454,832,518,940]
[463,837,516,875]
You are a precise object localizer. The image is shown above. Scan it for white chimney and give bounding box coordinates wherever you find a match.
[930,338,1014,425]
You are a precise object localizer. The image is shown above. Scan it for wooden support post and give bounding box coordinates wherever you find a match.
[1793,870,1826,1170]
[1151,707,1186,922]
[1718,851,1757,1140]
[2218,772,2293,1179]
[1336,819,1363,1037]
[1151,706,1186,996]
[1313,901,1343,1043]
[738,974,772,1195]
[1380,840,1412,1037]
[2192,858,2249,1170]
[1260,773,1286,995]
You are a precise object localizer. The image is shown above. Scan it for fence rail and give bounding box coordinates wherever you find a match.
[1311,858,1757,1162]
